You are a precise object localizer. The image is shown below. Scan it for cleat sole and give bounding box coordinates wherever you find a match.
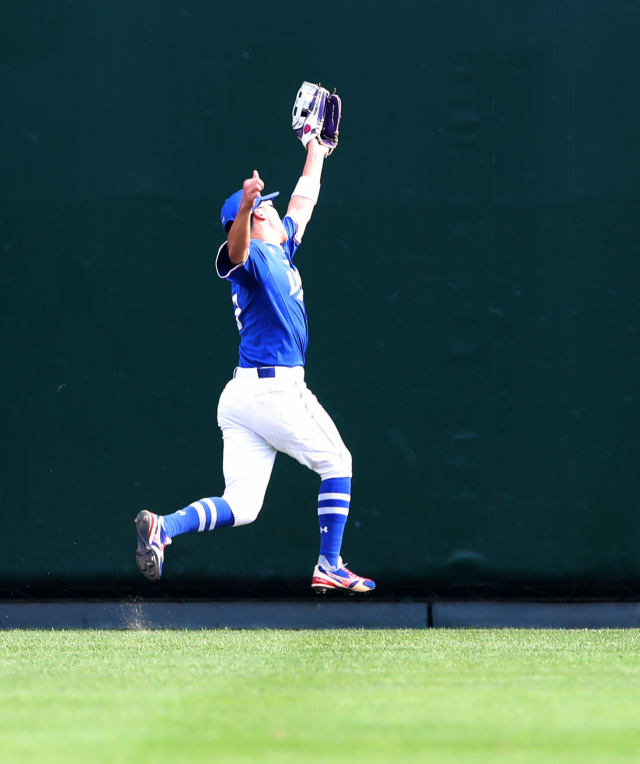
[311,582,375,594]
[135,510,161,582]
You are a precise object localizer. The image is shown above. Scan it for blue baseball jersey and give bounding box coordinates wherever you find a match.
[216,216,308,368]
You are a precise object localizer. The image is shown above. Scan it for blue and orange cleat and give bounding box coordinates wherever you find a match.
[312,556,375,594]
[135,510,171,581]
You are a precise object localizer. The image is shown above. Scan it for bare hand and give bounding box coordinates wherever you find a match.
[307,139,329,158]
[242,170,264,208]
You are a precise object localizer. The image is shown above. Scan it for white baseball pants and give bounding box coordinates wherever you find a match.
[217,366,352,526]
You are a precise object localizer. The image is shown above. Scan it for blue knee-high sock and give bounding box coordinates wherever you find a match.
[162,497,234,540]
[318,477,350,568]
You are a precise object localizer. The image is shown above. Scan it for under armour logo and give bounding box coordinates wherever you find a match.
[320,526,328,533]
[178,510,186,516]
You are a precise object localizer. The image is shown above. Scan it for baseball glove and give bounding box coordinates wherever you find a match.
[291,81,341,155]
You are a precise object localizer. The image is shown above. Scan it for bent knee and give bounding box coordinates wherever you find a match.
[223,491,263,527]
[319,446,352,481]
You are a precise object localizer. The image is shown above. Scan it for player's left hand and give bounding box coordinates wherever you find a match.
[292,82,341,156]
[307,139,329,157]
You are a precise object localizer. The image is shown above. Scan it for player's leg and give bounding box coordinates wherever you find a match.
[158,426,276,536]
[136,386,277,581]
[251,376,374,592]
[136,493,234,581]
[161,496,234,539]
[288,384,374,592]
[218,423,278,527]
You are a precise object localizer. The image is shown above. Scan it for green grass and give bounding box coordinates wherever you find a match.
[1,630,640,763]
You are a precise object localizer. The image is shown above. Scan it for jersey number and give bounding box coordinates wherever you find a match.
[232,293,243,331]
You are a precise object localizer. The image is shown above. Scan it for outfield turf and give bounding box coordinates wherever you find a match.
[1,630,640,763]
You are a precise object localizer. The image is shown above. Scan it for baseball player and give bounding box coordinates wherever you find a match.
[135,83,374,593]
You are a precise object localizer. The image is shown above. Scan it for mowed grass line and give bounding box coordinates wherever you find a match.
[1,630,640,763]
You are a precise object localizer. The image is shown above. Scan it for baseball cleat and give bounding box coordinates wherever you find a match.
[311,556,375,594]
[135,510,171,581]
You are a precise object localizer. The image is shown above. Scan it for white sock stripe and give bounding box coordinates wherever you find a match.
[202,498,217,531]
[318,493,351,503]
[192,501,207,532]
[318,506,349,516]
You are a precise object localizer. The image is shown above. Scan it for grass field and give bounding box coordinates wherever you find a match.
[1,629,640,763]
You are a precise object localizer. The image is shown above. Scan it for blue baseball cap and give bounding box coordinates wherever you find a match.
[220,189,280,232]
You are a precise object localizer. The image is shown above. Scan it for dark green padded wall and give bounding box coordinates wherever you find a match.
[2,0,639,585]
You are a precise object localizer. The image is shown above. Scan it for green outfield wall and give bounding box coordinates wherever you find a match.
[2,0,639,587]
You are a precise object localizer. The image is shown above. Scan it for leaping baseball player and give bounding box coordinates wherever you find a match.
[135,82,374,593]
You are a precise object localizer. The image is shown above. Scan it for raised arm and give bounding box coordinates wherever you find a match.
[286,139,329,242]
[227,171,264,265]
